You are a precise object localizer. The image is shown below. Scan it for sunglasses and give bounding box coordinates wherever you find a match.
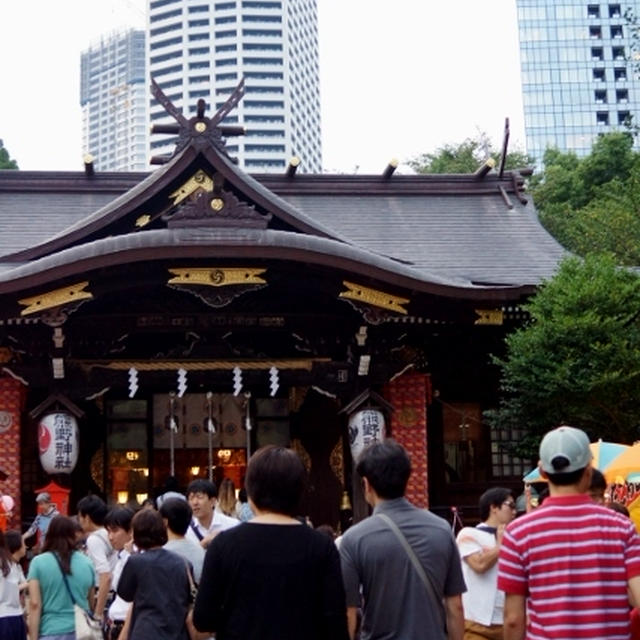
[502,501,516,509]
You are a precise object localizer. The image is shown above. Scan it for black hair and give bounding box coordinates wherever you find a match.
[609,502,630,517]
[545,467,587,486]
[159,498,192,536]
[132,509,167,550]
[5,530,22,555]
[356,439,411,500]
[104,507,135,532]
[246,445,306,517]
[76,494,108,526]
[478,487,513,521]
[238,488,248,503]
[186,479,217,499]
[589,468,606,492]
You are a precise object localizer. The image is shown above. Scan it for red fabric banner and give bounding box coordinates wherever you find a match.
[384,373,430,508]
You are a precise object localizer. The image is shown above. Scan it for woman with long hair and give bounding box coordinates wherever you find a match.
[217,478,237,518]
[193,445,349,640]
[0,529,27,640]
[27,515,95,640]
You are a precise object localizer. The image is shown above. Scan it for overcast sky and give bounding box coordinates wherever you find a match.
[0,0,525,173]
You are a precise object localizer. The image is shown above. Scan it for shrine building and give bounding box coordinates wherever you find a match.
[0,82,566,529]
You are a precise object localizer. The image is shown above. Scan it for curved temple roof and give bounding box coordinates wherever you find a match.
[0,84,567,304]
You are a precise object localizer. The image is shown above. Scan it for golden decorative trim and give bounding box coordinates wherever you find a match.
[194,122,207,133]
[474,309,504,325]
[210,198,224,211]
[135,214,151,228]
[77,359,329,372]
[169,170,214,205]
[168,268,266,287]
[339,281,409,315]
[19,282,93,316]
[329,437,344,485]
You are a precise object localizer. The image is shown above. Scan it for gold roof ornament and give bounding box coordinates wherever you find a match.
[474,309,504,325]
[339,281,409,315]
[18,282,93,316]
[167,268,266,287]
[169,170,214,205]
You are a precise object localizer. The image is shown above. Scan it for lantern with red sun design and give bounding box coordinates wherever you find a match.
[38,413,79,474]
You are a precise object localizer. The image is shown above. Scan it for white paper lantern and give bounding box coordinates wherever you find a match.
[38,413,79,474]
[348,408,386,462]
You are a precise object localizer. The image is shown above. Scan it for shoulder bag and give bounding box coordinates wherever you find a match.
[376,513,446,633]
[183,559,210,640]
[52,552,103,640]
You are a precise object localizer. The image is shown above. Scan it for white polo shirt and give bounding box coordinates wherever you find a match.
[185,508,239,545]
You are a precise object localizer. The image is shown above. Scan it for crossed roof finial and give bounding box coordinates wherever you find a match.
[149,77,246,162]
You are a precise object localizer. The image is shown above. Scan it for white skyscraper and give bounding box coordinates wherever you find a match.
[147,0,322,173]
[81,30,148,171]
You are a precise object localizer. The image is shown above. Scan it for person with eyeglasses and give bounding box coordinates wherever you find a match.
[456,488,516,639]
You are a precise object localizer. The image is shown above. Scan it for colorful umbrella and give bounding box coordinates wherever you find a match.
[523,439,630,483]
[602,442,640,484]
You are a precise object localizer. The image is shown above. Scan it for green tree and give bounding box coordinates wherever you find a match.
[486,254,640,456]
[408,133,531,174]
[531,132,640,264]
[0,139,18,169]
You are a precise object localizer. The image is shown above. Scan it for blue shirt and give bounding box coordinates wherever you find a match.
[27,551,95,636]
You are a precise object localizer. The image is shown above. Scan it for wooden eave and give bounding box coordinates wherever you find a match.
[0,144,348,263]
[0,227,537,306]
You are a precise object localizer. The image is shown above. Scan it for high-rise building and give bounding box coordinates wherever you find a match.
[147,0,322,173]
[516,0,640,165]
[81,30,148,171]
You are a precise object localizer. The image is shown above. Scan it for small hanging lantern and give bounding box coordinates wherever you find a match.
[348,408,386,462]
[340,389,393,463]
[38,413,79,475]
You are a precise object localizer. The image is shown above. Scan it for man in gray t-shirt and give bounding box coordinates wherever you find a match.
[159,495,205,583]
[340,440,466,640]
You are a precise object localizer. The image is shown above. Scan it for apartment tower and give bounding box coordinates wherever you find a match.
[147,0,322,173]
[516,0,640,165]
[80,30,148,171]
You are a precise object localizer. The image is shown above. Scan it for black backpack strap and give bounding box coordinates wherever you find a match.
[190,520,204,541]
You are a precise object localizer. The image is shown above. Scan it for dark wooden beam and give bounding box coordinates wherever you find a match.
[83,154,95,177]
[382,159,398,179]
[498,117,510,179]
[151,123,180,135]
[150,154,172,165]
[474,158,495,180]
[220,126,246,137]
[285,156,300,177]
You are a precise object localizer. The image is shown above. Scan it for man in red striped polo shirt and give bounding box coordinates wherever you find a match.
[498,425,640,640]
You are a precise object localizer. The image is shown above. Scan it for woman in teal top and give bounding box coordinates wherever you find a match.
[27,515,95,640]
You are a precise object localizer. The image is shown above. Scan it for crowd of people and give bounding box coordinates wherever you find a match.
[1,427,640,639]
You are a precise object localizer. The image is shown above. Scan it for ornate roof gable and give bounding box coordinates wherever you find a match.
[2,79,342,263]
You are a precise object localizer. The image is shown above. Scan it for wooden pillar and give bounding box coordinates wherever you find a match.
[0,376,27,528]
[384,373,430,508]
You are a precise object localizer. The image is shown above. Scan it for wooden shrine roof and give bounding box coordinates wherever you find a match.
[0,164,566,301]
[0,82,567,303]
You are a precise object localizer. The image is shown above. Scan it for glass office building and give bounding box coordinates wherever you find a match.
[81,30,148,171]
[147,0,322,173]
[516,1,640,165]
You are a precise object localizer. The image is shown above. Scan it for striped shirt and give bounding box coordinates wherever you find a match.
[498,494,640,640]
